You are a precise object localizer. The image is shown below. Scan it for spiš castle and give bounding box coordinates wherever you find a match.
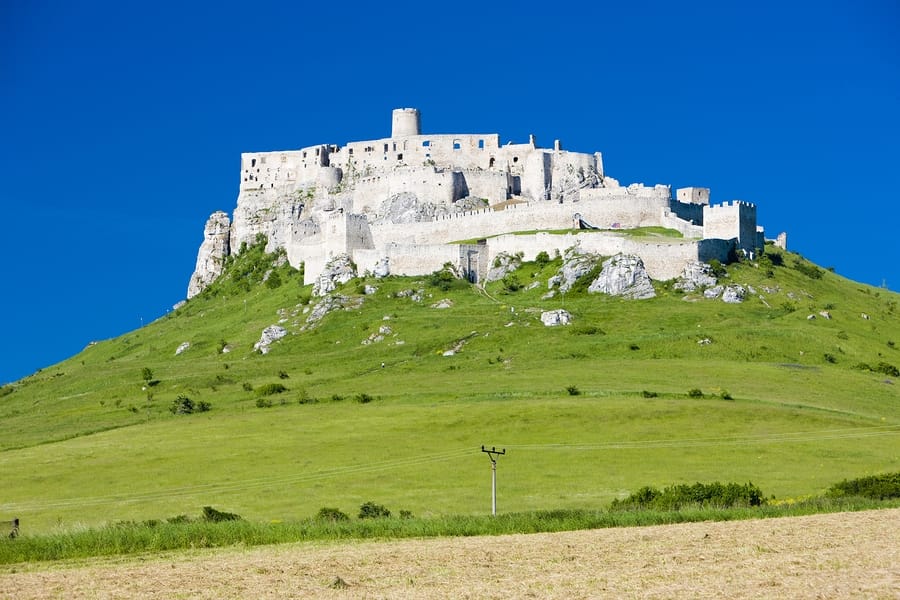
[187,108,781,297]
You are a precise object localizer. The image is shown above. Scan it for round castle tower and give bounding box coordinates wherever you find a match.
[391,108,420,138]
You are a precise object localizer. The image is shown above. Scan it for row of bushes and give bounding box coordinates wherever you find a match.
[610,481,765,511]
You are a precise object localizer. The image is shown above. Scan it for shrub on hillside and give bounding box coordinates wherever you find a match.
[426,264,467,291]
[355,393,375,404]
[202,506,242,522]
[570,325,605,336]
[566,385,580,396]
[316,507,350,521]
[641,390,658,398]
[534,251,550,267]
[825,472,900,500]
[169,394,210,414]
[358,501,391,519]
[256,383,287,396]
[687,388,704,398]
[501,273,523,293]
[610,481,765,511]
[792,259,824,279]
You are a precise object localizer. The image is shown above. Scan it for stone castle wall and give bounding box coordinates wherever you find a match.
[189,108,767,298]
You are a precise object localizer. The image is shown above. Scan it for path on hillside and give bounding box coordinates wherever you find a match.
[1,509,897,599]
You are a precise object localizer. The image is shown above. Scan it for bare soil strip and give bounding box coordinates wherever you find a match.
[2,509,898,599]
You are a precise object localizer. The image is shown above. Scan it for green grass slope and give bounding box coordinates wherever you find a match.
[1,240,898,534]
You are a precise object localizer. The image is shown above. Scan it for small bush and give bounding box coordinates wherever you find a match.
[399,510,414,519]
[256,383,287,396]
[297,389,318,404]
[202,506,242,522]
[688,388,704,398]
[570,325,604,336]
[792,259,824,279]
[535,251,550,267]
[316,507,349,521]
[566,385,580,396]
[641,390,658,398]
[278,370,290,379]
[141,367,153,382]
[824,353,837,364]
[255,398,273,408]
[629,344,640,351]
[242,382,253,392]
[707,259,727,278]
[501,273,523,293]
[170,394,209,414]
[874,362,899,377]
[331,394,344,402]
[720,390,733,400]
[825,472,900,500]
[355,393,375,404]
[358,501,391,519]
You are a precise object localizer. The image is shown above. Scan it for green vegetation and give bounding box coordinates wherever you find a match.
[825,472,900,500]
[1,494,896,564]
[0,240,898,541]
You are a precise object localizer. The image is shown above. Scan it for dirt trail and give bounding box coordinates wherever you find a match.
[1,509,898,599]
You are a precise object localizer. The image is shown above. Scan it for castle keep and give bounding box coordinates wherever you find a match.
[188,109,771,297]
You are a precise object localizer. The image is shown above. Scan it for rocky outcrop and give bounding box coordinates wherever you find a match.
[541,309,572,326]
[187,211,231,299]
[674,261,717,292]
[372,257,390,278]
[588,254,656,299]
[722,285,746,303]
[312,254,357,297]
[486,252,522,282]
[254,325,288,354]
[548,246,600,293]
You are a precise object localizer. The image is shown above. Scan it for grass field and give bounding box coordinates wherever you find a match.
[1,241,898,535]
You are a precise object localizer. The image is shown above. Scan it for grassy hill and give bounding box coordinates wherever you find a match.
[1,239,898,534]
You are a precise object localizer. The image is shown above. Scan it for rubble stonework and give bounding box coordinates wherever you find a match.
[187,109,775,298]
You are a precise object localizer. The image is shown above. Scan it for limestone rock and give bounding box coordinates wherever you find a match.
[588,254,656,299]
[175,342,190,355]
[704,286,724,299]
[721,285,746,303]
[431,299,454,309]
[541,309,572,326]
[486,252,522,282]
[187,211,231,299]
[674,261,717,292]
[254,325,288,354]
[372,257,390,278]
[312,254,357,297]
[373,192,438,224]
[548,246,599,293]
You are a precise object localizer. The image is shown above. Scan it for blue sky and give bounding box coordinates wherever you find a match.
[1,1,898,385]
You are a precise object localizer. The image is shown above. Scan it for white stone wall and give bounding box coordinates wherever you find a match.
[676,187,710,204]
[703,201,758,251]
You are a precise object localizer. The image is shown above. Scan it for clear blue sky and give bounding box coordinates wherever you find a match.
[1,1,898,385]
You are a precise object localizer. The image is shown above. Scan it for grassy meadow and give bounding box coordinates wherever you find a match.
[0,240,898,536]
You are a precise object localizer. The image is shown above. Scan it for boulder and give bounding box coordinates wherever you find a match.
[704,286,724,299]
[486,252,522,282]
[721,285,746,303]
[175,342,190,355]
[372,257,390,278]
[588,254,656,299]
[541,309,572,326]
[674,261,717,292]
[548,246,599,293]
[312,254,356,297]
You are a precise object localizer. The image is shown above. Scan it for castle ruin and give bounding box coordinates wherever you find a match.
[188,108,772,297]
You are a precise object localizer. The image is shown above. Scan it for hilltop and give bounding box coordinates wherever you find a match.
[1,238,898,533]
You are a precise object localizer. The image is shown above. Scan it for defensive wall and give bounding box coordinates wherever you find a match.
[221,108,766,289]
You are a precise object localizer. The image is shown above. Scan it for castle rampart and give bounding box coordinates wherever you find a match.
[190,108,771,298]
